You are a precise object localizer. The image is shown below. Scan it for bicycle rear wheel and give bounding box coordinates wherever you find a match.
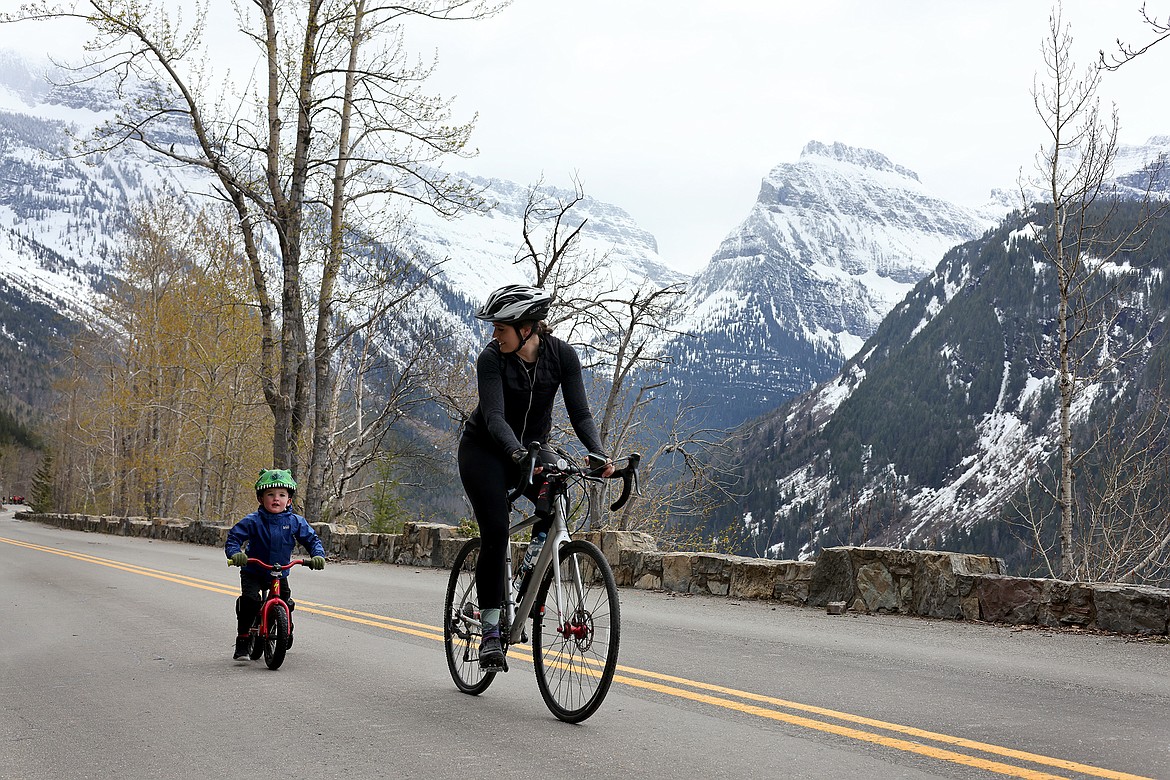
[444,538,494,694]
[263,601,289,670]
[532,540,620,723]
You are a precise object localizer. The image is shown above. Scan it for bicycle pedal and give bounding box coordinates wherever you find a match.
[480,656,509,673]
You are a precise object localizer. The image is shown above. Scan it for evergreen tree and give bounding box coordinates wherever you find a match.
[29,452,53,513]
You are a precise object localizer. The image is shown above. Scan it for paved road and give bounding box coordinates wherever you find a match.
[1,508,1167,780]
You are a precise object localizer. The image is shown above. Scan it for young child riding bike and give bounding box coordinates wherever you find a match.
[225,469,326,660]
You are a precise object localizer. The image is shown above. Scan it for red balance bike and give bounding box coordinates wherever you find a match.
[231,557,312,670]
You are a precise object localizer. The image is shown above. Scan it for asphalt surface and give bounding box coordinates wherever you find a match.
[1,507,1167,780]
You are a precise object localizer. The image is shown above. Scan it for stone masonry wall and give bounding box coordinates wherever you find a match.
[16,512,1170,636]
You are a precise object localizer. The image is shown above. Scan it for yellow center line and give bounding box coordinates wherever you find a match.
[2,536,1153,780]
[617,672,1071,780]
[608,666,1148,780]
[2,536,239,595]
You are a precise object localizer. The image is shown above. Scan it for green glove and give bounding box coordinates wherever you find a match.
[310,556,326,570]
[229,551,248,567]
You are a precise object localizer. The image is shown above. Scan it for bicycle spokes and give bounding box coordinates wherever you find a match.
[532,540,620,723]
[444,538,496,695]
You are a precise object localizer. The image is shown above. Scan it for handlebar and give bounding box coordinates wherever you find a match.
[228,557,308,571]
[522,440,541,487]
[508,442,641,512]
[607,452,640,511]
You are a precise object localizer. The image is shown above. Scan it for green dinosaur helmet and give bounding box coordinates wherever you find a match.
[255,468,297,496]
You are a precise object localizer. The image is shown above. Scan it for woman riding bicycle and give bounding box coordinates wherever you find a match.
[459,283,614,671]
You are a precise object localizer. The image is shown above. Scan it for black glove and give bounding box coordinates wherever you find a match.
[510,447,528,465]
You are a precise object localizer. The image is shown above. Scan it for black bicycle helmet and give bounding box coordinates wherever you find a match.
[475,284,553,323]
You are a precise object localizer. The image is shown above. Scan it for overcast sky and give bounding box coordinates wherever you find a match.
[406,1,1170,271]
[5,1,1168,273]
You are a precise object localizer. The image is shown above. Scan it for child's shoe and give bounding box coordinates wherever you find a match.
[233,634,251,660]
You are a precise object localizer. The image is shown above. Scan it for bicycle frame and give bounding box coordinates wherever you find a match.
[452,447,637,646]
[448,476,587,648]
[243,558,302,642]
[257,568,290,639]
[504,489,573,645]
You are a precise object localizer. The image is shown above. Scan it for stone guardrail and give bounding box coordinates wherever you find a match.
[16,512,1170,636]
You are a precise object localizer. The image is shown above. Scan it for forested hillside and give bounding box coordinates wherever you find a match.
[0,275,82,420]
[0,274,76,496]
[721,200,1170,581]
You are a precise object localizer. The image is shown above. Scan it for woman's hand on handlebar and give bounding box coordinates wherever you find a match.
[587,453,615,478]
[514,442,545,481]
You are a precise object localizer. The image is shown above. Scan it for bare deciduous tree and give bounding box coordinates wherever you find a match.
[509,179,740,533]
[1,0,507,518]
[1100,4,1170,69]
[316,303,460,521]
[1022,6,1158,580]
[1076,389,1170,582]
[47,200,270,520]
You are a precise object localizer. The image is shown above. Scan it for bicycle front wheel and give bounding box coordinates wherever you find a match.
[532,540,620,723]
[444,538,494,694]
[263,601,289,670]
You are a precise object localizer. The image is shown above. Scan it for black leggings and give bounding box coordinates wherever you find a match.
[458,434,548,613]
[236,570,295,634]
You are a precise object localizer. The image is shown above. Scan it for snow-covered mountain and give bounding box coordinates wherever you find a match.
[0,48,1027,442]
[0,50,685,397]
[406,174,685,305]
[690,142,998,356]
[722,140,1170,572]
[0,42,1107,448]
[0,52,188,321]
[658,141,1000,428]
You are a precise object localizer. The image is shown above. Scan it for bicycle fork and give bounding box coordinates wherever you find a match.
[545,493,585,636]
[256,579,289,639]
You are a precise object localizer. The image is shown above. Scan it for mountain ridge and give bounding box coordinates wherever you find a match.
[656,138,1001,429]
[725,192,1170,578]
[2,48,1013,440]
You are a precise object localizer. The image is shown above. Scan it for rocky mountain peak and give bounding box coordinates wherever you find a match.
[660,140,996,428]
[799,140,921,182]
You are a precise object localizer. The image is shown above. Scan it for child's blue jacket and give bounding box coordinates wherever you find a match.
[225,507,325,578]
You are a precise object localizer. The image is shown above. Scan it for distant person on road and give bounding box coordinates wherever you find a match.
[225,469,326,660]
[458,284,614,672]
